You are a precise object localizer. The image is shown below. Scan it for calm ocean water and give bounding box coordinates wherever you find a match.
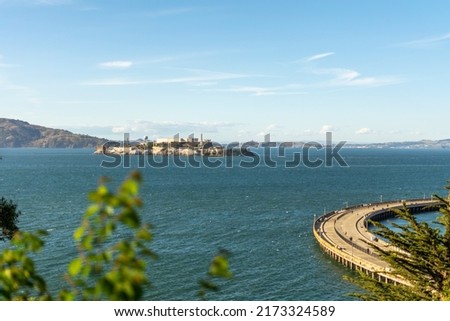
[1,148,450,300]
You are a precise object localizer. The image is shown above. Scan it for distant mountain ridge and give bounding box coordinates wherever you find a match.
[0,118,107,148]
[1,118,449,149]
[346,139,450,149]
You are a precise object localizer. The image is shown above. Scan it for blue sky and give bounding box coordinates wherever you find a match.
[1,0,450,143]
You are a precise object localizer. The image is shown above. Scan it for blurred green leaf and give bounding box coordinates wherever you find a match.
[73,226,85,241]
[68,258,83,277]
[62,171,155,301]
[209,256,232,278]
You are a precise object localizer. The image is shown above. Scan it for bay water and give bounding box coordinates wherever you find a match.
[1,148,449,300]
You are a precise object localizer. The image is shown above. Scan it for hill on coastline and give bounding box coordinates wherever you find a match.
[1,118,449,149]
[0,118,107,148]
[346,139,450,149]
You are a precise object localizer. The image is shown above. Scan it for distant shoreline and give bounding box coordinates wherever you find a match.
[1,145,450,150]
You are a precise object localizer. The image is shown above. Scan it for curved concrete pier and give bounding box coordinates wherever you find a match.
[313,199,441,284]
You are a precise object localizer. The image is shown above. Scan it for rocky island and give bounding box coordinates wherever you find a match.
[95,135,254,157]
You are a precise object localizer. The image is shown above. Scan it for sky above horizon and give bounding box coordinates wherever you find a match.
[1,0,450,143]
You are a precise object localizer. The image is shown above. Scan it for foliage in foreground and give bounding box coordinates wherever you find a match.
[0,197,21,241]
[0,172,231,301]
[346,183,450,301]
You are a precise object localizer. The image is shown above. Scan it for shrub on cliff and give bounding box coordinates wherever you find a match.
[0,197,20,241]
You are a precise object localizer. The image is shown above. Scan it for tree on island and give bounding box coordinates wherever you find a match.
[0,197,20,241]
[346,183,450,300]
[0,172,231,301]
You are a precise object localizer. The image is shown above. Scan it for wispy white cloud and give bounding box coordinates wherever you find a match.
[399,33,450,48]
[82,68,256,88]
[98,61,134,69]
[110,120,239,138]
[82,78,145,86]
[98,53,218,70]
[319,125,338,134]
[221,86,275,96]
[63,125,117,137]
[157,75,236,84]
[314,68,403,88]
[213,85,307,96]
[266,124,279,131]
[253,52,402,95]
[88,56,400,93]
[304,52,335,62]
[155,69,250,85]
[319,125,335,134]
[356,127,375,135]
[214,66,400,96]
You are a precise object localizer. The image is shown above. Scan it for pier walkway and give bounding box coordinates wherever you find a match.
[313,199,441,284]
